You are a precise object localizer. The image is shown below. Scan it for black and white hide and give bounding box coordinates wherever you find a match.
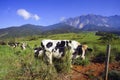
[34,39,92,65]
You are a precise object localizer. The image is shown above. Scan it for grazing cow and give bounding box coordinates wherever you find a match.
[34,39,92,64]
[8,42,28,50]
[21,42,27,50]
[8,42,20,48]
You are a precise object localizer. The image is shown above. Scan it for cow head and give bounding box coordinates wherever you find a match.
[34,47,44,58]
[75,44,93,60]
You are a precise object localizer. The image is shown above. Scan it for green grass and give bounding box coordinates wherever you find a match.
[0,32,120,79]
[73,57,90,66]
[0,46,15,79]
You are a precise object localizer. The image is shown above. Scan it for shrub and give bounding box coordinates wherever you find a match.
[109,55,115,63]
[115,53,120,61]
[4,53,58,80]
[4,48,72,80]
[108,70,120,80]
[72,57,90,66]
[91,52,106,63]
[53,49,71,73]
[28,36,38,41]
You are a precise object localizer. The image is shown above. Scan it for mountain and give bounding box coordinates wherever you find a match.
[0,23,79,39]
[62,14,120,31]
[0,14,120,39]
[44,23,80,34]
[0,24,44,38]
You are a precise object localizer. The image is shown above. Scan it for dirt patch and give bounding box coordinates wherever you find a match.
[64,62,120,80]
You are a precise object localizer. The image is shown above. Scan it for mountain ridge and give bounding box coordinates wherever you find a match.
[62,14,120,29]
[0,14,120,39]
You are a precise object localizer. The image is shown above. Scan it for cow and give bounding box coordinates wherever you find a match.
[8,42,20,48]
[34,39,92,65]
[8,42,27,50]
[20,42,27,50]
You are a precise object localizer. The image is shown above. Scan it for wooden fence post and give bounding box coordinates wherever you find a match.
[104,44,111,80]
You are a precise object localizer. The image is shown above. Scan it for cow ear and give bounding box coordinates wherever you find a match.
[87,48,93,52]
[69,40,72,43]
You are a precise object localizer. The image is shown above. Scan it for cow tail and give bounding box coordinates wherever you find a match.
[41,42,46,56]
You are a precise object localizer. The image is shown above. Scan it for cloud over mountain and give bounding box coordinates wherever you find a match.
[33,14,40,20]
[60,17,66,21]
[17,9,40,21]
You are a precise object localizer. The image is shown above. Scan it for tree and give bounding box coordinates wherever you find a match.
[99,33,118,44]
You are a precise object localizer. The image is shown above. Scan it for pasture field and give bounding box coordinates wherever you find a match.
[0,32,120,80]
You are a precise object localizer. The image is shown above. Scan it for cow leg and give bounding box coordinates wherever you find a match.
[45,51,53,65]
[81,48,85,60]
[49,53,52,64]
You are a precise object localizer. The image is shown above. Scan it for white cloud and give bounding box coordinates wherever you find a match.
[17,9,31,20]
[33,14,40,21]
[60,17,66,22]
[17,9,40,21]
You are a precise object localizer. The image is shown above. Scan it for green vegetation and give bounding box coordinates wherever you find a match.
[0,32,120,79]
[99,33,119,44]
[73,57,90,66]
[108,70,120,80]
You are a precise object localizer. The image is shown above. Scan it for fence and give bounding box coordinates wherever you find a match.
[104,44,111,80]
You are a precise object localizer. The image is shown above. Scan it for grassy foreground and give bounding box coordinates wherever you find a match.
[0,32,120,80]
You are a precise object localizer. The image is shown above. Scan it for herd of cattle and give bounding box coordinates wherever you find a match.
[0,39,92,65]
[0,41,27,50]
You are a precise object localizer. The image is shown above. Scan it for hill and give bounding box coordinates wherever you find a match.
[44,23,80,34]
[0,24,44,38]
[0,23,79,39]
[0,14,120,39]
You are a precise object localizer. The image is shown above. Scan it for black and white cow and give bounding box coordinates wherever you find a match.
[8,42,28,50]
[34,39,92,64]
[20,42,27,50]
[34,47,44,58]
[8,42,20,48]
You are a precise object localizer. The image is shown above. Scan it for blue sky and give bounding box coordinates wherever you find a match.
[0,0,120,28]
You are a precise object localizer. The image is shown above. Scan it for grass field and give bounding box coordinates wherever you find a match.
[0,32,120,80]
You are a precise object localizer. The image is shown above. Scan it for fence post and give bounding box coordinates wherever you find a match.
[104,44,111,80]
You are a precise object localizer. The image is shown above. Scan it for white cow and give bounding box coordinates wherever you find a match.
[34,39,92,64]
